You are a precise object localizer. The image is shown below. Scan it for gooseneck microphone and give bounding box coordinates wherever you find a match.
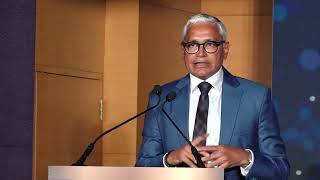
[72,85,162,166]
[162,91,205,168]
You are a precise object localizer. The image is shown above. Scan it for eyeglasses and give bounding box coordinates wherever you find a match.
[182,40,225,54]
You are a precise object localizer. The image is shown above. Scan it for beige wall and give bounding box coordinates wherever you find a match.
[34,0,105,179]
[34,72,102,180]
[36,0,105,75]
[103,0,140,166]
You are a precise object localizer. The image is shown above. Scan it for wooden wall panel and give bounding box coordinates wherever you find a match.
[103,0,139,166]
[221,16,273,86]
[34,72,102,180]
[136,1,201,153]
[202,0,273,86]
[36,0,105,74]
[140,0,200,13]
[34,1,105,179]
[103,154,136,167]
[202,0,272,15]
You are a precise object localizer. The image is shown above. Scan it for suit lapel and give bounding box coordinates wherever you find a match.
[171,75,190,146]
[219,68,243,145]
[167,69,243,146]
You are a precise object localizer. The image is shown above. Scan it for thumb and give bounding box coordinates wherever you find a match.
[191,133,209,146]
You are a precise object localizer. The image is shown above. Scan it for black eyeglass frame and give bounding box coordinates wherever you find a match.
[181,40,226,54]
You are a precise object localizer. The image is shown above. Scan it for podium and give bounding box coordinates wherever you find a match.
[49,166,224,180]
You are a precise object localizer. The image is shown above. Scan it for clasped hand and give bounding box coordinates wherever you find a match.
[166,134,250,168]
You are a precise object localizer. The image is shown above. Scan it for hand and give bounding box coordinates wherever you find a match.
[166,134,208,167]
[197,145,251,169]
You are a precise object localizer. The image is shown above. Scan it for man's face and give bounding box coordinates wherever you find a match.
[183,23,229,80]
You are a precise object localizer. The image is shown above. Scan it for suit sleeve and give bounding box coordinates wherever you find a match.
[135,92,164,167]
[247,88,290,179]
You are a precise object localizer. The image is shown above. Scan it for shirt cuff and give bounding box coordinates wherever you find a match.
[163,152,169,167]
[240,149,254,176]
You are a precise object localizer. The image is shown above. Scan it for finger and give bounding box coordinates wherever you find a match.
[210,156,226,168]
[205,161,218,168]
[199,151,210,158]
[218,162,229,169]
[182,157,198,168]
[199,148,220,162]
[191,134,209,146]
[178,147,197,164]
[204,157,223,168]
[201,155,212,162]
[201,151,221,164]
[185,151,197,164]
[197,145,219,152]
[209,150,223,159]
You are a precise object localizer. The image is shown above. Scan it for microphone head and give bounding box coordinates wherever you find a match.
[166,91,176,102]
[153,85,162,96]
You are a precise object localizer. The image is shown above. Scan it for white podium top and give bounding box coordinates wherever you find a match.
[49,166,224,180]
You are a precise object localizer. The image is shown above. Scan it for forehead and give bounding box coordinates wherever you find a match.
[184,23,222,42]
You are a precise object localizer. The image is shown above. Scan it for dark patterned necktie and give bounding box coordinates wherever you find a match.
[192,82,212,146]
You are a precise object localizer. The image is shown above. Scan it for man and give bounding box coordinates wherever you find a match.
[136,13,289,179]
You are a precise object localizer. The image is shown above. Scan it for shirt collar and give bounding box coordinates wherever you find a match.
[190,67,223,93]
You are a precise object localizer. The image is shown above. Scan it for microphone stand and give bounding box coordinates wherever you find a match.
[162,91,205,168]
[72,85,161,166]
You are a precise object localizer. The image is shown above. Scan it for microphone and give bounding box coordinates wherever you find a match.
[72,85,162,166]
[162,91,205,168]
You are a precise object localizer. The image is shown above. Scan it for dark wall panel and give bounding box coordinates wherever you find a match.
[273,0,320,179]
[0,0,35,180]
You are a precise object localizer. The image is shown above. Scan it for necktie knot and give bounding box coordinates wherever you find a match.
[198,82,212,94]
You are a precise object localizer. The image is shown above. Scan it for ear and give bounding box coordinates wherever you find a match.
[222,41,230,60]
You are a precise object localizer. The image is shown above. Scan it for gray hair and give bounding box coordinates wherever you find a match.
[182,13,228,41]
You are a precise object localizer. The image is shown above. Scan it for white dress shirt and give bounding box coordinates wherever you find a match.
[188,68,223,145]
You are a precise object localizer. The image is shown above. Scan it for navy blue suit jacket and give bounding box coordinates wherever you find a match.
[136,68,289,180]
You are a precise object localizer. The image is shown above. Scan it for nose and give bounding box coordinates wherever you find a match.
[196,44,207,57]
